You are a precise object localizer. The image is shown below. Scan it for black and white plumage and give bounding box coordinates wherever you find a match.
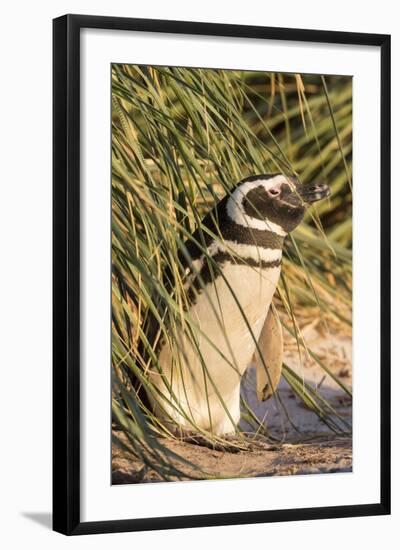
[142,174,330,436]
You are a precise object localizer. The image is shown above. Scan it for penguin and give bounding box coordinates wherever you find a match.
[138,173,330,437]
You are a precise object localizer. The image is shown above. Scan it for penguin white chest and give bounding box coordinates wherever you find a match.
[151,263,281,434]
[191,264,281,366]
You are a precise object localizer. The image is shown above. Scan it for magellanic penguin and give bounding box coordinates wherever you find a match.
[141,174,330,436]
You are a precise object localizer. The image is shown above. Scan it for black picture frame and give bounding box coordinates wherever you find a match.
[53,14,391,535]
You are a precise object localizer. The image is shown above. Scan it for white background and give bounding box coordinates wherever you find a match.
[0,0,398,548]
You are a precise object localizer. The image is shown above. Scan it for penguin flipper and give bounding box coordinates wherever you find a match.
[255,305,283,401]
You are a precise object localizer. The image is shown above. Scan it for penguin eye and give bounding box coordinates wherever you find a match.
[267,188,281,198]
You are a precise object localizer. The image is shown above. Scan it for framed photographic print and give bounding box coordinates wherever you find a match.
[53,14,391,535]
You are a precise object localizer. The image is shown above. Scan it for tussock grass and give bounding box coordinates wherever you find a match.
[111,65,352,479]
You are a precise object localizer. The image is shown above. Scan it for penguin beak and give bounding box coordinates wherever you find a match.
[300,182,331,204]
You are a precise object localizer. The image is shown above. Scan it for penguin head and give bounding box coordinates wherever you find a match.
[227,174,330,235]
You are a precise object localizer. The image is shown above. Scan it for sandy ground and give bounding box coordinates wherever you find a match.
[112,313,352,483]
[113,436,351,484]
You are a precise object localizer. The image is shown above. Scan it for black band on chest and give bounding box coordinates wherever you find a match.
[186,253,281,306]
